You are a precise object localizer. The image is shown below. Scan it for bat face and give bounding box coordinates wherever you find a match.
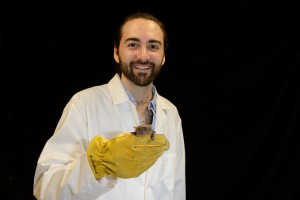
[132,124,155,140]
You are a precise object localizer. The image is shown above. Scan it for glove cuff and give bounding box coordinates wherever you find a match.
[86,136,109,178]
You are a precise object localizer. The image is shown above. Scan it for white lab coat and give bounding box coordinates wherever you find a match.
[33,74,186,200]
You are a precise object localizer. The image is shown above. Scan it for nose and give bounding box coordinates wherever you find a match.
[136,45,150,61]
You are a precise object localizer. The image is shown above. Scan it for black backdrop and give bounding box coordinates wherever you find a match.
[1,1,300,199]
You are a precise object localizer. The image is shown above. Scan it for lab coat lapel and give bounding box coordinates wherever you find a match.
[154,95,170,134]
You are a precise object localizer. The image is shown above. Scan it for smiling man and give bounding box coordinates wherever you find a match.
[33,12,186,200]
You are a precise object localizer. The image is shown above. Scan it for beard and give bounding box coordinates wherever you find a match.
[119,59,162,86]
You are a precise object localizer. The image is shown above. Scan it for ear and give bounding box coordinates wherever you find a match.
[162,55,166,65]
[113,46,120,63]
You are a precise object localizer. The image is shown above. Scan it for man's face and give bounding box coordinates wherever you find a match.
[114,18,165,87]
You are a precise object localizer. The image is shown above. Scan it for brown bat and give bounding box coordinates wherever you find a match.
[132,124,155,140]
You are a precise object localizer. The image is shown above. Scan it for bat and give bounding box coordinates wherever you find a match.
[132,124,155,140]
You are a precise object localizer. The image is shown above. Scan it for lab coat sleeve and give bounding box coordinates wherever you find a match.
[33,94,117,200]
[174,119,186,200]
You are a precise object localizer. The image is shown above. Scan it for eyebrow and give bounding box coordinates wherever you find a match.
[124,37,162,45]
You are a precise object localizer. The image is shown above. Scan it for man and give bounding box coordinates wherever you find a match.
[34,12,186,200]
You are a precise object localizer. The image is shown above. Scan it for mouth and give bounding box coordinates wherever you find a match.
[134,65,151,70]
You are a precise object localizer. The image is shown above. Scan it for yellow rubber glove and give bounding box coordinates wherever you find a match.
[86,132,169,179]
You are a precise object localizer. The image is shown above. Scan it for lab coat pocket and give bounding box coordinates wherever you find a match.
[147,150,177,198]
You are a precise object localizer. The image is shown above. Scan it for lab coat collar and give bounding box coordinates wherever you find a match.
[107,74,130,105]
[107,73,171,111]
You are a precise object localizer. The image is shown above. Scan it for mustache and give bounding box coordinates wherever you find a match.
[132,60,149,65]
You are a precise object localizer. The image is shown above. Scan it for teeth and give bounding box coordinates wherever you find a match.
[136,66,148,69]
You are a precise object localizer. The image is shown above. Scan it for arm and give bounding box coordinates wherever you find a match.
[174,119,186,200]
[33,97,117,200]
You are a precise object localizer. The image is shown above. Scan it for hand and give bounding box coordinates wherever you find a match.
[86,132,169,178]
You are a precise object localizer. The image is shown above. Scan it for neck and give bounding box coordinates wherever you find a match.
[121,74,153,103]
[136,90,152,105]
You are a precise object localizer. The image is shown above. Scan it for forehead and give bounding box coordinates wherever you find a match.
[121,18,164,43]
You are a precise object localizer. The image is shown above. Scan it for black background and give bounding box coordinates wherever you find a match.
[1,1,300,199]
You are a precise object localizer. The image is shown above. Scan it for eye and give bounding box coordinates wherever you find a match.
[128,43,138,48]
[148,44,160,51]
